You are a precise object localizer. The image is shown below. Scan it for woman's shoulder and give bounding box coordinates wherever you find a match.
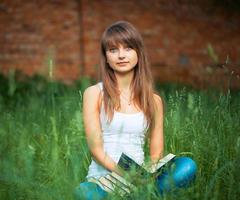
[153,93,162,103]
[83,83,103,108]
[83,83,102,97]
[153,93,163,110]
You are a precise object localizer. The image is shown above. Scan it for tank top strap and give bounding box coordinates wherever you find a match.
[97,82,103,91]
[97,82,105,116]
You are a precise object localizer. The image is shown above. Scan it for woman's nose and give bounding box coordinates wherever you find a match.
[118,49,126,59]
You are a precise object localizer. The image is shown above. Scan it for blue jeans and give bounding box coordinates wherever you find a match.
[74,181,108,200]
[74,157,197,200]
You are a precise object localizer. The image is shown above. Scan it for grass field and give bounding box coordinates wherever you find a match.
[0,75,239,200]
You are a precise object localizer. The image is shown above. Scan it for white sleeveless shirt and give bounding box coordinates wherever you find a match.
[86,82,148,180]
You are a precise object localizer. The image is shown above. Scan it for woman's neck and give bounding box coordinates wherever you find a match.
[114,70,134,91]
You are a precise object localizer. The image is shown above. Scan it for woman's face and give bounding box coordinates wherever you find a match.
[105,43,138,74]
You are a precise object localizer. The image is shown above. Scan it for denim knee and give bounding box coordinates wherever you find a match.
[156,156,197,193]
[171,157,197,187]
[73,182,108,200]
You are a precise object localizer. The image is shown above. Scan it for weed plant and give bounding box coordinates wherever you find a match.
[0,75,239,200]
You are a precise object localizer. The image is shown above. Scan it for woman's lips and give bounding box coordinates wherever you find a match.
[116,61,129,66]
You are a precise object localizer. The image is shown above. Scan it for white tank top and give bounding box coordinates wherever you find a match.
[86,82,148,180]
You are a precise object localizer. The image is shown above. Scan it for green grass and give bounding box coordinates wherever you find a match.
[0,75,239,200]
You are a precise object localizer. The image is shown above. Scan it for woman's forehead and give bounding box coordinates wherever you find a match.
[104,32,133,48]
[106,41,128,48]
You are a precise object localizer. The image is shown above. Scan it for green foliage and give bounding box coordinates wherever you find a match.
[0,76,239,199]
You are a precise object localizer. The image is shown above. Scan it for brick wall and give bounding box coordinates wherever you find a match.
[0,0,82,83]
[81,0,240,89]
[0,0,239,88]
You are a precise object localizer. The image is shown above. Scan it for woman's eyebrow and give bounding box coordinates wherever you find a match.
[106,42,131,50]
[106,44,118,49]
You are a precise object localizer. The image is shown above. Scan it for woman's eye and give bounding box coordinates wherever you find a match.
[125,47,132,51]
[109,48,118,53]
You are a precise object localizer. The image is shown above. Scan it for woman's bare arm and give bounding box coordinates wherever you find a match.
[83,85,122,175]
[149,94,164,163]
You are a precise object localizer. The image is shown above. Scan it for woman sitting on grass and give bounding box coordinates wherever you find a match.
[74,21,197,200]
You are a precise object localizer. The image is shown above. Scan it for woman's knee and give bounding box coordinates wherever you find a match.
[172,156,197,187]
[73,182,89,200]
[73,182,108,200]
[156,156,197,193]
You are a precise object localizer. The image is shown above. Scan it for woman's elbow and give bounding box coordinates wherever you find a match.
[90,147,106,162]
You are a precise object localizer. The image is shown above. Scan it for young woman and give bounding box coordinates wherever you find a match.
[74,21,197,200]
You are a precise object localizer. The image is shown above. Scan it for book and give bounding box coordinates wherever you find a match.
[95,153,176,196]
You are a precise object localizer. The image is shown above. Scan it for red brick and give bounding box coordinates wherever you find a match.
[0,0,239,88]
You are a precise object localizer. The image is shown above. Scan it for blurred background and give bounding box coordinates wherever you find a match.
[0,1,240,200]
[0,0,239,89]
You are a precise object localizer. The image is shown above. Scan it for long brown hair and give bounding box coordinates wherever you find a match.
[100,21,157,129]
